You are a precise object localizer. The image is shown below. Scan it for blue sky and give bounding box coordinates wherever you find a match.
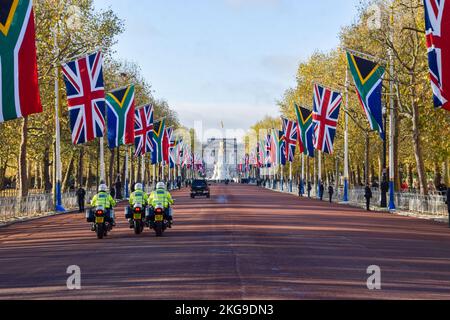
[93,0,359,138]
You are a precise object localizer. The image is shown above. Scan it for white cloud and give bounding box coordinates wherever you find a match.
[172,101,279,142]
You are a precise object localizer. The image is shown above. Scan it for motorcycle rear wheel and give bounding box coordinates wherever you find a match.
[134,220,142,235]
[155,222,163,237]
[96,224,104,239]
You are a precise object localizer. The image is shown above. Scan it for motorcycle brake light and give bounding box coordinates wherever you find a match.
[96,211,104,215]
[155,208,162,213]
[135,208,141,212]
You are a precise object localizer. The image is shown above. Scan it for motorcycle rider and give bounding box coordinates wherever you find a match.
[148,182,174,227]
[90,184,117,227]
[127,183,149,228]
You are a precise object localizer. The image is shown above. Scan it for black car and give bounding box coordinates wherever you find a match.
[191,180,210,199]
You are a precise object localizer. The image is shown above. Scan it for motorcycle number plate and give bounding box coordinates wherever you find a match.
[95,217,104,224]
[155,214,164,222]
[133,214,142,220]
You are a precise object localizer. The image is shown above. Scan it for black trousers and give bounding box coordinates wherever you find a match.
[78,199,85,213]
[366,198,371,211]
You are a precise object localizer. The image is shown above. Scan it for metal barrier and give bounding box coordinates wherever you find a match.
[0,191,97,224]
[263,180,448,218]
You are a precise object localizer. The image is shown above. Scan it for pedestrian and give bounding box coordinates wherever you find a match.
[307,182,312,198]
[328,185,334,203]
[319,183,325,201]
[365,184,373,211]
[115,177,122,200]
[110,186,116,199]
[298,181,302,197]
[76,186,86,213]
[446,188,450,228]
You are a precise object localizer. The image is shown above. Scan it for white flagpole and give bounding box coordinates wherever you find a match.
[301,153,305,196]
[124,146,129,198]
[318,151,322,199]
[289,161,293,193]
[141,155,145,186]
[343,68,350,202]
[53,27,65,213]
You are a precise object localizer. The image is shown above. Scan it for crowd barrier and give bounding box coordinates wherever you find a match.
[0,190,97,224]
[262,180,448,218]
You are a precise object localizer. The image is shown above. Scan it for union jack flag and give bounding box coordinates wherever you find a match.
[61,51,106,145]
[134,104,154,157]
[165,127,176,168]
[264,134,272,166]
[281,117,298,163]
[424,0,450,111]
[312,84,342,154]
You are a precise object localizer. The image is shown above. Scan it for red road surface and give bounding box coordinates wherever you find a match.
[1,184,450,300]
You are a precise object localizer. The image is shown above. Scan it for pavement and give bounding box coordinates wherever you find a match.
[1,184,450,300]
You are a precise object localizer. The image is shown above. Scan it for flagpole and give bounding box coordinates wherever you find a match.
[388,7,396,212]
[343,68,350,203]
[318,151,322,199]
[53,27,65,213]
[281,165,284,191]
[141,155,145,187]
[168,163,172,190]
[300,154,305,196]
[124,146,129,198]
[289,162,293,193]
[152,164,156,188]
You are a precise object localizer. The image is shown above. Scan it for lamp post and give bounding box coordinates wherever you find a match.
[381,105,388,208]
[388,5,396,212]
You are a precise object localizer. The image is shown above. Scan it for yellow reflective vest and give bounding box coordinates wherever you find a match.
[91,192,116,209]
[129,190,149,206]
[149,189,174,208]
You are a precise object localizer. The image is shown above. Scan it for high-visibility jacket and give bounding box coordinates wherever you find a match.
[91,192,116,209]
[129,190,149,206]
[149,189,174,208]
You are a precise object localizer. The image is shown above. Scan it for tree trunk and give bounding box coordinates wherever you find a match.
[130,155,135,187]
[18,118,29,198]
[357,164,362,186]
[108,148,115,188]
[434,162,442,188]
[77,147,84,188]
[410,74,428,195]
[62,150,76,192]
[43,146,52,193]
[0,161,6,190]
[408,163,414,191]
[444,161,449,186]
[85,154,91,190]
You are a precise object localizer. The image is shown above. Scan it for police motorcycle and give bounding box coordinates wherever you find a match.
[146,203,172,237]
[86,205,114,239]
[129,202,145,235]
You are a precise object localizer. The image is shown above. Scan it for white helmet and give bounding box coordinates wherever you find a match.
[99,184,108,192]
[156,182,166,190]
[135,183,143,191]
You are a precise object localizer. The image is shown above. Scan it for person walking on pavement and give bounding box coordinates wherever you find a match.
[76,186,86,213]
[115,176,122,200]
[328,185,334,203]
[319,183,325,201]
[365,184,373,211]
[307,182,312,198]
